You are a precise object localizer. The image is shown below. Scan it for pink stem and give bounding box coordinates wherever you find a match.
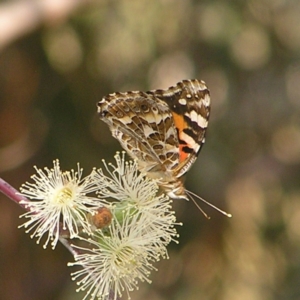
[0,177,28,209]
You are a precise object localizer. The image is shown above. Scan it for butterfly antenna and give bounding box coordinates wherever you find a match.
[187,192,211,219]
[186,190,232,218]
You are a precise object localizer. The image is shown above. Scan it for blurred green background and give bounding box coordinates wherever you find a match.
[1,0,300,299]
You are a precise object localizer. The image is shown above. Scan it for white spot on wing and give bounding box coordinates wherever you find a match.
[197,114,208,128]
[186,110,208,128]
[202,94,210,107]
[180,131,196,149]
[189,110,198,123]
[143,125,155,137]
[120,115,133,124]
[143,114,156,123]
[178,98,187,105]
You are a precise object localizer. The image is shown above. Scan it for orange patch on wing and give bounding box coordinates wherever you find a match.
[179,144,189,162]
[172,112,189,162]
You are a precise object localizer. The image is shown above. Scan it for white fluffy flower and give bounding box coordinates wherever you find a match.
[69,212,165,300]
[19,160,100,249]
[95,152,179,247]
[18,153,179,299]
[68,152,179,300]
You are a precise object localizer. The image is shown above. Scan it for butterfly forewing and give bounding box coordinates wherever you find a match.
[147,79,210,178]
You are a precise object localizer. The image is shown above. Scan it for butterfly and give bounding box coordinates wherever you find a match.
[97,79,231,218]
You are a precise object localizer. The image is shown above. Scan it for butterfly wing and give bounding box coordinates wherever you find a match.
[97,90,180,181]
[148,79,210,178]
[97,79,210,182]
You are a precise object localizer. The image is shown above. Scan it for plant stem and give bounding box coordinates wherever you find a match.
[0,177,28,209]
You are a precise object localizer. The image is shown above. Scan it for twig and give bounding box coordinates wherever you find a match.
[0,177,28,209]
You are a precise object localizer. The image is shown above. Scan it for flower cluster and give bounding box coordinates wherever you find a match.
[18,152,179,300]
[19,160,99,249]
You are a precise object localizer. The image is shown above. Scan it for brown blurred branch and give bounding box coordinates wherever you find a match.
[0,0,91,51]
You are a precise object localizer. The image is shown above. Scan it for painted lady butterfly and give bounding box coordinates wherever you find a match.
[98,79,230,217]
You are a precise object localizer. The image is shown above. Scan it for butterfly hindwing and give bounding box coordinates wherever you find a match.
[98,91,180,180]
[147,79,210,178]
